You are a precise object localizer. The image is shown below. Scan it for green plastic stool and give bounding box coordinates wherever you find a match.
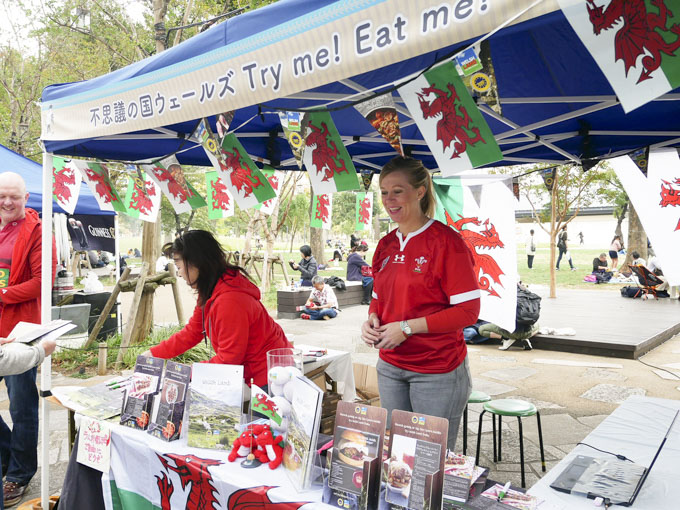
[463,390,491,456]
[475,399,546,488]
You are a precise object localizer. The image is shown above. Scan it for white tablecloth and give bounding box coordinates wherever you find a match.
[528,396,680,510]
[297,344,356,401]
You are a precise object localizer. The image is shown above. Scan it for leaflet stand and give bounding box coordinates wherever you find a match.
[326,449,381,510]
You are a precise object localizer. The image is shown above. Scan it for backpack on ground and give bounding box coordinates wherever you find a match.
[516,287,541,327]
[620,286,643,298]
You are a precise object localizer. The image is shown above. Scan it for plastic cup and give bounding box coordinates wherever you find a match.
[266,348,303,393]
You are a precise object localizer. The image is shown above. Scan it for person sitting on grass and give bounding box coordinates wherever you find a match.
[592,253,609,274]
[301,275,338,321]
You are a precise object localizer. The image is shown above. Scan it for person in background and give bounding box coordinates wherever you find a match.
[142,230,290,388]
[87,250,105,268]
[133,248,141,258]
[578,231,584,245]
[301,275,339,321]
[631,251,646,267]
[155,253,169,273]
[361,156,480,450]
[346,244,374,305]
[609,235,623,271]
[289,245,317,287]
[525,229,536,269]
[592,253,609,274]
[0,172,57,508]
[556,225,575,271]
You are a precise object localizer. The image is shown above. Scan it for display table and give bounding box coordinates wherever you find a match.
[298,344,356,402]
[528,396,680,510]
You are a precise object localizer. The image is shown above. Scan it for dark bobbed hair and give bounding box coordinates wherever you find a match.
[379,156,435,218]
[299,245,312,257]
[163,230,249,306]
[632,251,640,259]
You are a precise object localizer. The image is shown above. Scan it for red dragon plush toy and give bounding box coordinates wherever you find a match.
[228,427,258,462]
[254,425,285,469]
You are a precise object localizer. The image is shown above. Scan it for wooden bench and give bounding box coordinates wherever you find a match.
[277,280,364,319]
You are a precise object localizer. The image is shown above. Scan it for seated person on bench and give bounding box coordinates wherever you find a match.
[301,275,338,321]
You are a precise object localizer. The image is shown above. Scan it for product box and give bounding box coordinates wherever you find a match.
[352,363,380,406]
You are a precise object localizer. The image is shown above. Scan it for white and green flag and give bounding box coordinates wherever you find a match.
[433,177,517,331]
[355,192,373,232]
[205,171,234,219]
[254,166,281,216]
[123,167,161,222]
[143,156,206,214]
[558,0,680,113]
[310,194,332,230]
[52,157,80,214]
[400,62,502,175]
[73,160,127,213]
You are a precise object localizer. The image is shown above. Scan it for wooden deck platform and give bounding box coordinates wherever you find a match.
[528,287,680,359]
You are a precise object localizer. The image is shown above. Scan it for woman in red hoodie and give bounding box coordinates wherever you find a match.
[145,230,291,387]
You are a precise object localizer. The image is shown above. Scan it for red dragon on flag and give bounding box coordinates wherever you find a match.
[53,163,76,203]
[315,194,331,222]
[84,167,120,205]
[358,197,371,225]
[418,84,485,159]
[129,178,156,215]
[306,121,348,181]
[151,165,194,203]
[445,211,505,297]
[262,173,279,208]
[156,453,222,510]
[220,147,263,197]
[227,486,309,509]
[212,178,231,211]
[660,177,680,230]
[586,0,680,83]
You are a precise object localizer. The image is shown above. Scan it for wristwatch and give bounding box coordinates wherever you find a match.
[400,320,413,337]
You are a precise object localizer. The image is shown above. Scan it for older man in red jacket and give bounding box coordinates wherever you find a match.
[0,172,56,508]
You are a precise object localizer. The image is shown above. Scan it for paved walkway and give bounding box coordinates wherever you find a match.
[3,281,680,502]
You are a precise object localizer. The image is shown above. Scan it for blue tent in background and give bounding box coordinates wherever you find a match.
[0,143,113,215]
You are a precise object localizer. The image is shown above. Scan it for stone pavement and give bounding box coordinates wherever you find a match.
[2,286,679,503]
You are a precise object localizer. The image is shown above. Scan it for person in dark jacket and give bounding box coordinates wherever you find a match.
[346,244,373,305]
[289,244,317,287]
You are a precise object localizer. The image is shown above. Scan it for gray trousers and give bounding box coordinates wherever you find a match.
[377,356,472,451]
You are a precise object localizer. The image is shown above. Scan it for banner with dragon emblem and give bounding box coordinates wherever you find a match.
[72,160,127,213]
[123,166,161,222]
[612,149,680,285]
[302,111,361,195]
[205,171,235,219]
[399,62,502,176]
[143,156,206,214]
[559,0,680,113]
[354,94,403,155]
[310,193,332,230]
[433,177,517,331]
[355,192,373,232]
[255,166,282,216]
[52,156,80,214]
[278,111,308,168]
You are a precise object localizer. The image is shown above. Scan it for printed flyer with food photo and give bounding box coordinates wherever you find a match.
[441,451,476,504]
[148,361,191,442]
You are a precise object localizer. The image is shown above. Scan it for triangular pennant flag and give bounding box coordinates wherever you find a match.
[354,94,403,155]
[558,0,680,113]
[355,191,373,231]
[303,111,361,194]
[433,177,517,330]
[255,166,281,216]
[455,47,484,76]
[469,184,483,208]
[399,61,502,175]
[205,171,234,219]
[630,147,650,176]
[360,169,375,191]
[250,384,282,425]
[278,111,308,168]
[512,177,520,201]
[310,193,332,230]
[143,156,206,214]
[123,166,161,222]
[52,157,80,214]
[73,160,127,213]
[541,167,557,191]
[196,118,222,162]
[458,41,502,115]
[215,111,235,141]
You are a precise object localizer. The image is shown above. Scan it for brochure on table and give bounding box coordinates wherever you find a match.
[384,410,448,510]
[120,356,164,430]
[441,451,476,505]
[461,484,542,510]
[148,361,191,442]
[187,363,243,450]
[326,401,388,510]
[283,375,324,491]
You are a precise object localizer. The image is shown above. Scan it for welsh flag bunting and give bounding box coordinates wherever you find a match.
[433,177,517,331]
[354,94,403,155]
[205,171,234,219]
[52,157,80,214]
[279,111,308,168]
[255,166,281,216]
[143,156,206,214]
[558,0,680,113]
[72,160,127,213]
[399,62,502,175]
[303,111,361,195]
[355,192,373,231]
[612,150,680,285]
[250,384,282,425]
[310,193,332,230]
[123,166,161,222]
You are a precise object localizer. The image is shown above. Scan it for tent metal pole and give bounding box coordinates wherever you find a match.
[351,158,382,170]
[589,130,680,137]
[502,157,566,164]
[40,152,54,510]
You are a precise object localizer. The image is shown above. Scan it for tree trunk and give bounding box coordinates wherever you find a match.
[615,200,628,240]
[623,203,647,268]
[310,227,323,265]
[240,213,259,267]
[372,212,380,242]
[549,178,557,299]
[289,227,296,254]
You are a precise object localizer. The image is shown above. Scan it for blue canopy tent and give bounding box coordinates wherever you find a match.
[0,143,114,215]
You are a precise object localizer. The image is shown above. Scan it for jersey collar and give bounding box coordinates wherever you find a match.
[395,218,434,251]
